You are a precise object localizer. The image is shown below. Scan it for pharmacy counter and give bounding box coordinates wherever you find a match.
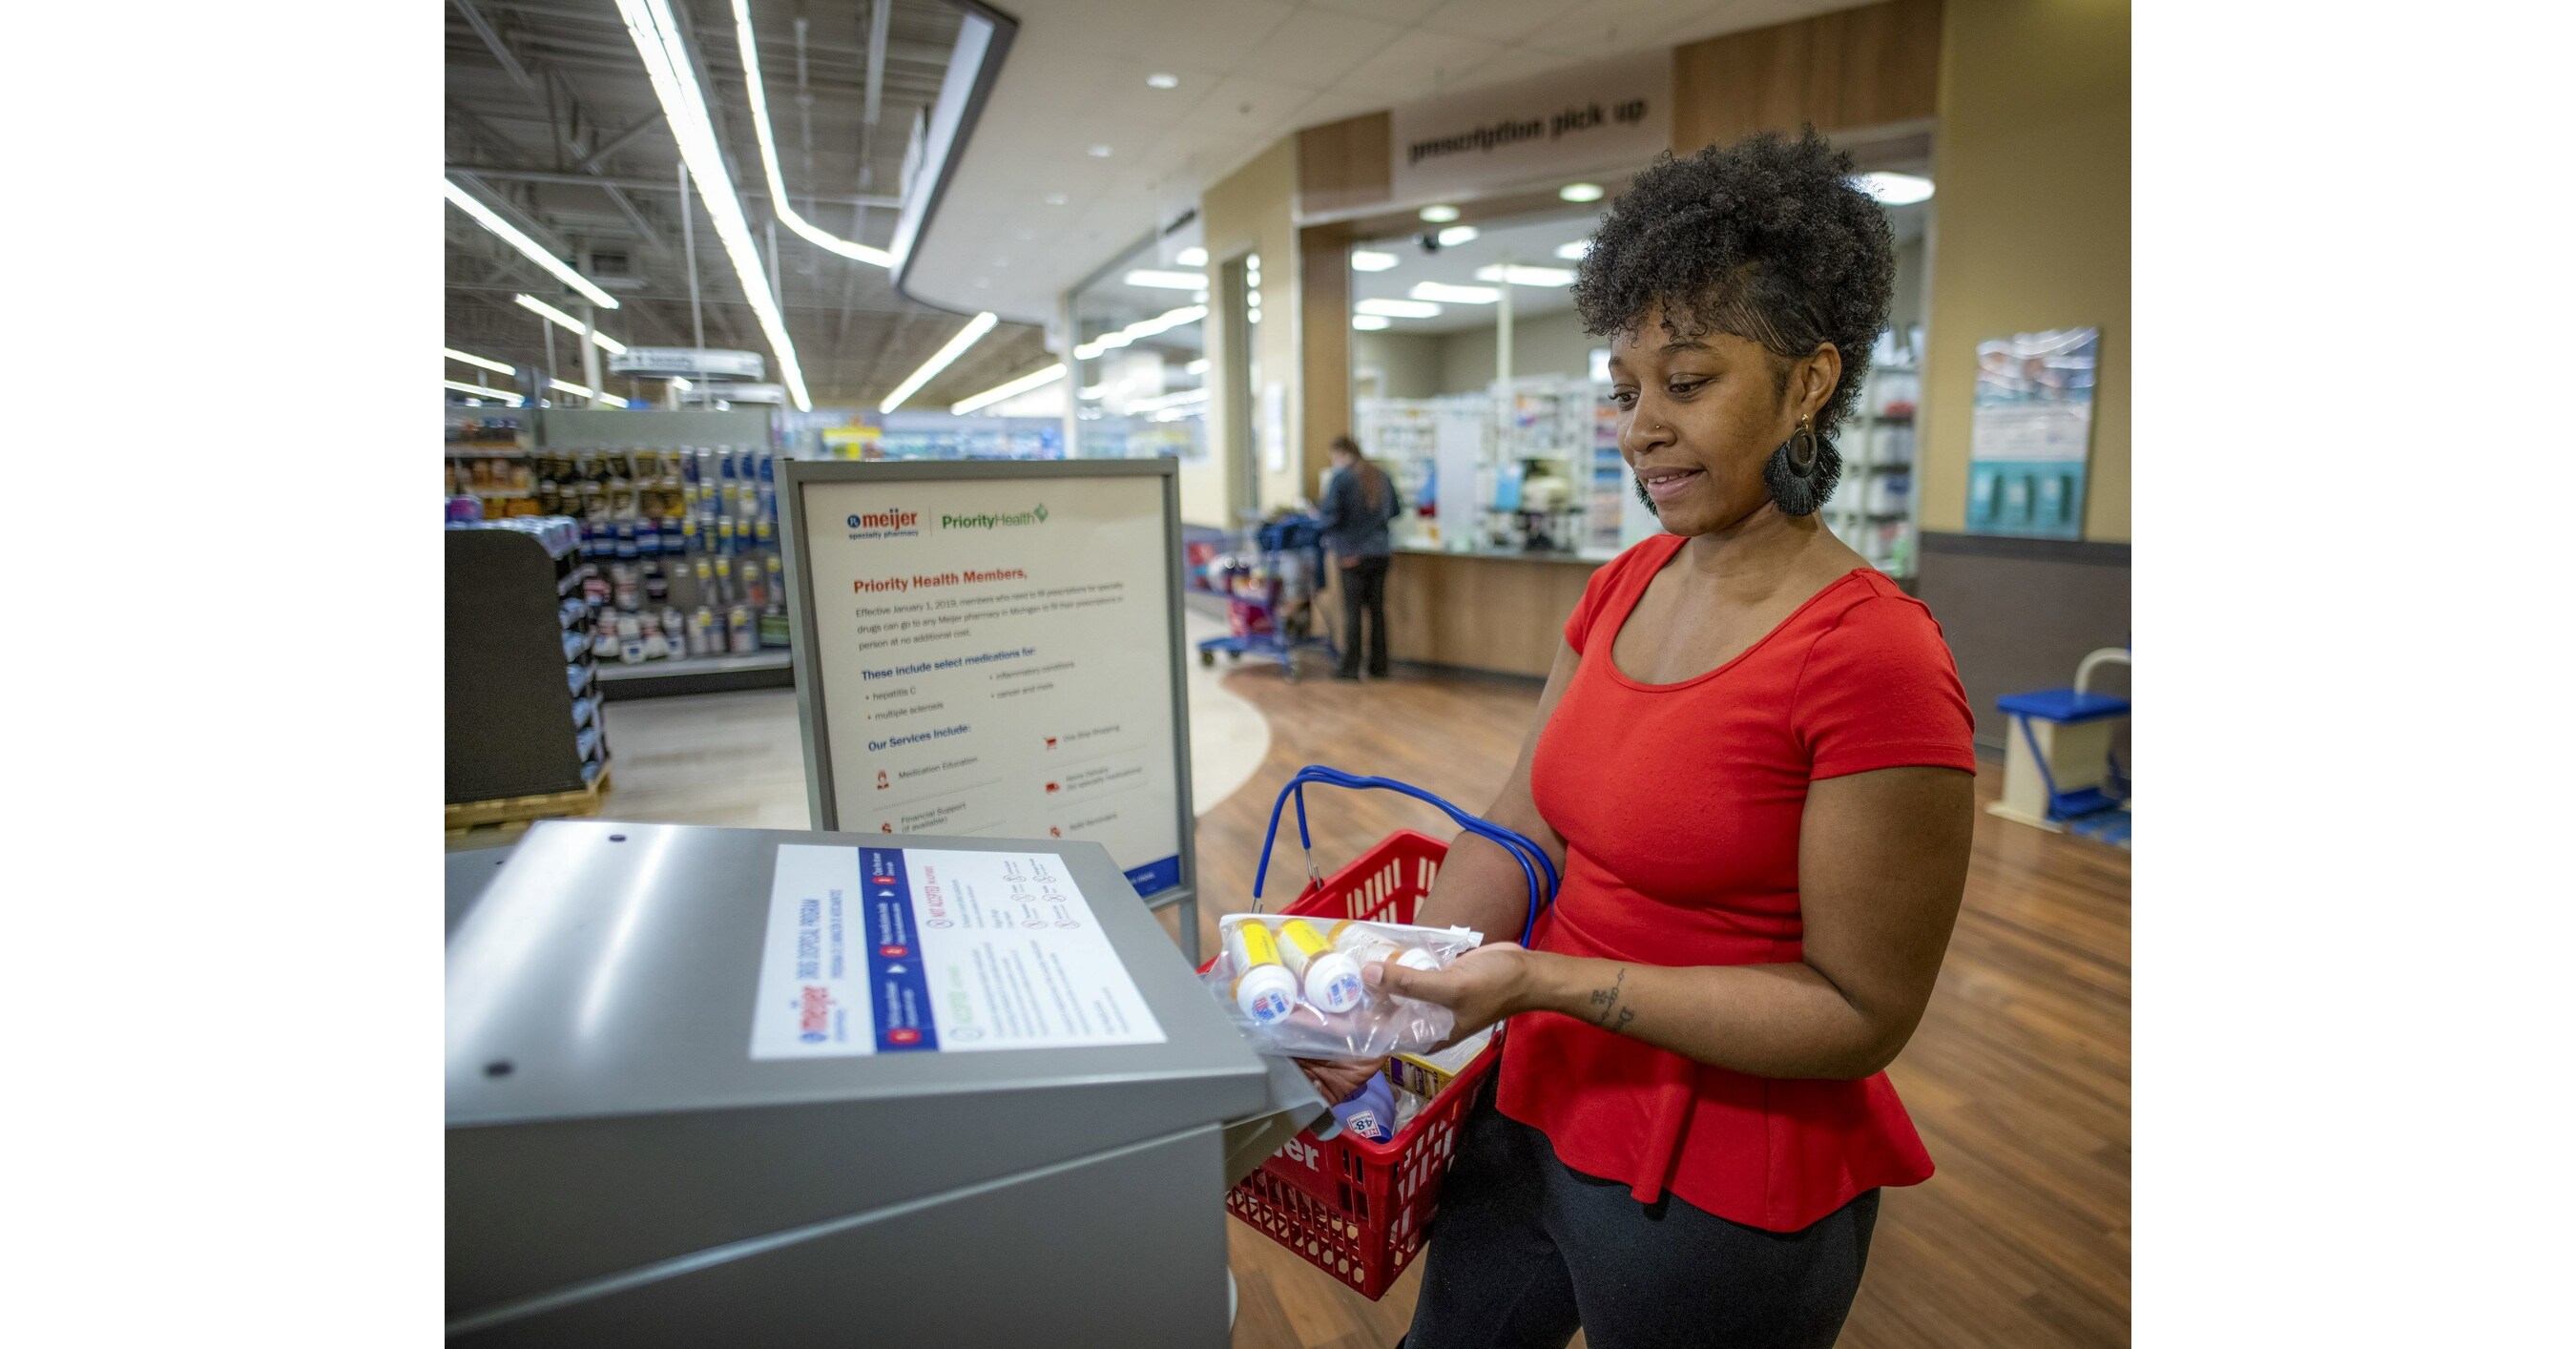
[1329,546,1610,679]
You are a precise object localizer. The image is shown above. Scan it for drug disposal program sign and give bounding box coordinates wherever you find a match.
[750,843,1165,1058]
[801,474,1185,900]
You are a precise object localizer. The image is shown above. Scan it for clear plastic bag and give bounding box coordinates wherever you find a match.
[1204,913,1483,1059]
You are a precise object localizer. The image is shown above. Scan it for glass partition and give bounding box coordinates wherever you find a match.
[1068,232,1209,462]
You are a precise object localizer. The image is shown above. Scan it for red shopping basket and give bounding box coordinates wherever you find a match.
[1204,829,1501,1299]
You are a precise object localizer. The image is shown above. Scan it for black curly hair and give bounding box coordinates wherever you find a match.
[1571,129,1894,439]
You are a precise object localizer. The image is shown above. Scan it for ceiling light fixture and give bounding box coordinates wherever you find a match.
[1555,239,1591,260]
[1436,225,1479,248]
[444,179,620,311]
[1559,182,1604,202]
[445,379,525,405]
[1147,73,1179,89]
[1472,264,1577,287]
[514,294,629,355]
[1357,298,1442,319]
[615,0,812,409]
[1175,246,1208,267]
[550,378,604,400]
[1410,281,1500,304]
[1855,172,1934,205]
[1351,315,1391,330]
[1350,250,1399,272]
[952,363,1068,415]
[1186,358,1209,374]
[1124,269,1207,290]
[878,311,999,413]
[732,0,894,266]
[1073,304,1207,361]
[1419,204,1460,223]
[445,347,515,377]
[1128,387,1208,412]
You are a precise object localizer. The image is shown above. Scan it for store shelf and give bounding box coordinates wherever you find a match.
[596,648,793,700]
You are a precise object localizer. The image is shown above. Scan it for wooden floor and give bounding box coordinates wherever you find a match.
[1167,662,2131,1349]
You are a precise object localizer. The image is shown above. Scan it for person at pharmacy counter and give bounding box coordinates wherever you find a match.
[1318,134,1979,1349]
[1314,434,1402,680]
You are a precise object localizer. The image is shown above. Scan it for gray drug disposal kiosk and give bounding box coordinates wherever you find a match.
[447,820,1325,1346]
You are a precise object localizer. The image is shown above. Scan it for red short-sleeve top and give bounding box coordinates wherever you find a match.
[1496,531,1978,1232]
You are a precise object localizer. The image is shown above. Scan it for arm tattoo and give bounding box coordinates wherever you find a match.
[1588,966,1630,1031]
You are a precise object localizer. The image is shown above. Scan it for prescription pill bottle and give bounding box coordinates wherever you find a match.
[1277,919,1365,1013]
[1327,919,1442,975]
[1224,920,1298,1025]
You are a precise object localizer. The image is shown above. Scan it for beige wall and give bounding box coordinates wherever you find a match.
[1352,331,1442,401]
[1919,0,2130,540]
[1200,137,1306,517]
[1434,310,1595,395]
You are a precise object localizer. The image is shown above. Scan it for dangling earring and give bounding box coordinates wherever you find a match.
[1762,413,1842,517]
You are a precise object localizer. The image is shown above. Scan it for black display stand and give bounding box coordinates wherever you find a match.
[446,529,609,803]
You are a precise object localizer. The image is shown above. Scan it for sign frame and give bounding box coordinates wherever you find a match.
[778,457,1201,960]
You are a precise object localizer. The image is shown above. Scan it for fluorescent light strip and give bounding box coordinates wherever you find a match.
[1350,250,1399,272]
[1128,387,1208,412]
[1555,239,1591,260]
[1125,269,1206,290]
[445,379,525,405]
[951,363,1067,415]
[445,347,515,376]
[1436,225,1479,247]
[1073,304,1206,361]
[1351,314,1390,330]
[1357,298,1442,319]
[445,179,620,310]
[879,311,998,413]
[1472,264,1577,287]
[617,0,812,409]
[1410,281,1500,304]
[514,294,629,355]
[732,0,894,266]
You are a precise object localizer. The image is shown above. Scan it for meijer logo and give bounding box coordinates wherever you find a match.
[846,508,920,530]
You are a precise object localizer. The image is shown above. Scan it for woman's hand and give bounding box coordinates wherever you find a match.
[1296,1056,1384,1104]
[1366,943,1540,1043]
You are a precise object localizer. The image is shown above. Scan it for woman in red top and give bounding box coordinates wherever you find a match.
[1323,133,1978,1348]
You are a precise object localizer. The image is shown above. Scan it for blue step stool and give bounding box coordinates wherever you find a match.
[1990,686,2130,839]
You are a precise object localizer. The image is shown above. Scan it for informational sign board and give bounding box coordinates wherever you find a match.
[750,842,1167,1059]
[1386,49,1671,206]
[1967,327,2100,539]
[780,458,1198,951]
[609,346,767,380]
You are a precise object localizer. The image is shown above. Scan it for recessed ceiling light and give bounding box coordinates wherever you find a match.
[1555,239,1591,260]
[1125,269,1207,290]
[1147,73,1179,89]
[1410,281,1500,304]
[1559,182,1605,202]
[1176,245,1208,266]
[1350,250,1399,272]
[1474,264,1577,287]
[1419,204,1460,223]
[1435,225,1479,247]
[1855,172,1934,205]
[1186,359,1209,374]
[1358,298,1442,319]
[1352,315,1392,331]
[1045,193,1070,206]
[1087,144,1114,157]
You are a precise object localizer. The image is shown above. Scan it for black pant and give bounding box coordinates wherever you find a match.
[1405,1087,1880,1349]
[1338,554,1390,676]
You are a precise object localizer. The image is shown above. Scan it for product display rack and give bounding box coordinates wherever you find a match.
[452,444,800,697]
[446,518,609,806]
[1823,335,1922,577]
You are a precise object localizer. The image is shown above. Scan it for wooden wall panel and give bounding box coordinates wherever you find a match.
[1672,0,1943,152]
[1295,112,1391,219]
[1298,221,1354,502]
